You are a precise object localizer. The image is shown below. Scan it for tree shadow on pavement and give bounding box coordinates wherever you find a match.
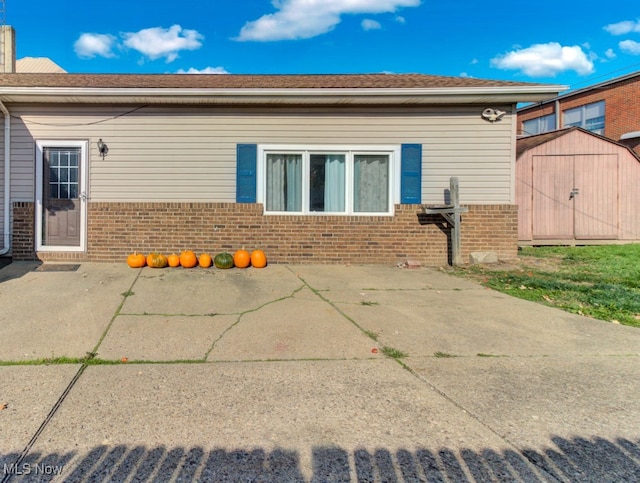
[2,435,639,482]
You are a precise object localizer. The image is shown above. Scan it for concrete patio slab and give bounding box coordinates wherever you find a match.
[0,365,80,469]
[121,266,304,316]
[95,314,238,362]
[20,361,548,482]
[292,264,483,291]
[333,293,640,358]
[0,263,136,361]
[208,287,376,361]
[406,356,640,482]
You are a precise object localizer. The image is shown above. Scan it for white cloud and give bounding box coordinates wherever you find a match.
[395,15,406,23]
[122,25,204,62]
[176,67,229,74]
[362,19,382,30]
[605,48,616,59]
[236,0,420,41]
[620,39,640,54]
[74,33,118,59]
[604,19,640,35]
[491,42,594,77]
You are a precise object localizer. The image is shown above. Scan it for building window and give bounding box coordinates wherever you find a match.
[563,101,605,135]
[259,145,398,215]
[522,114,555,136]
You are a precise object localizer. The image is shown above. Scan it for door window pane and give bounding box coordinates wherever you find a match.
[44,147,81,200]
[353,154,389,213]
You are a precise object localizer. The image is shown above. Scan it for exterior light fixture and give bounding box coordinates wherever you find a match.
[481,108,506,123]
[97,138,109,159]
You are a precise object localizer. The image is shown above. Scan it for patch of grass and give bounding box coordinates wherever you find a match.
[434,351,456,358]
[121,290,135,297]
[381,346,408,359]
[477,353,505,358]
[456,245,640,327]
[360,301,379,306]
[363,329,379,341]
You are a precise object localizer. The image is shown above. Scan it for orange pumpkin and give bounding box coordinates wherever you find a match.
[198,253,212,268]
[233,249,251,268]
[146,252,168,268]
[250,249,267,268]
[167,253,180,267]
[127,252,146,268]
[179,250,198,268]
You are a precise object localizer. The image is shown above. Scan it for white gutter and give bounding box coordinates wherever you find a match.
[0,100,9,255]
[0,85,567,96]
[620,131,640,140]
[0,84,568,105]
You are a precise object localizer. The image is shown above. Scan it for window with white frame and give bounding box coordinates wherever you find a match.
[259,146,398,215]
[522,113,556,136]
[563,101,605,135]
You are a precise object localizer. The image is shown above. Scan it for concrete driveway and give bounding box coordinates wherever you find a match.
[0,261,639,482]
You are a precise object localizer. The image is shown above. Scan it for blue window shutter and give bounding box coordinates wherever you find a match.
[236,144,257,203]
[401,144,422,204]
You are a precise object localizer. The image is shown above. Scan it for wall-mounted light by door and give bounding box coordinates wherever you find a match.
[97,139,109,159]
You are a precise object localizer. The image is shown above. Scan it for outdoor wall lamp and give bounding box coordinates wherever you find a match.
[481,108,506,123]
[97,138,109,159]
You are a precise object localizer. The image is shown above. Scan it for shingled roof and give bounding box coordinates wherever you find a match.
[517,127,640,161]
[0,72,548,89]
[0,72,566,106]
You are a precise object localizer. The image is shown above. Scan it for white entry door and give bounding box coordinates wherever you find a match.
[35,140,88,252]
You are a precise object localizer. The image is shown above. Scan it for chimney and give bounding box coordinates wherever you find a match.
[0,25,15,73]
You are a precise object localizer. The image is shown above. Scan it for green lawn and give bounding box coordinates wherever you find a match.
[455,244,640,328]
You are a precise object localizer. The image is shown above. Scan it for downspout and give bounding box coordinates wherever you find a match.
[555,99,561,130]
[0,100,10,255]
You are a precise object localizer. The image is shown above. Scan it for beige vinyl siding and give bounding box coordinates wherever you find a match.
[9,104,515,204]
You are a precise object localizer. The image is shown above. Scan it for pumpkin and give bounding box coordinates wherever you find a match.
[146,252,168,268]
[127,252,146,268]
[199,253,212,268]
[233,249,251,268]
[250,249,267,268]
[167,253,180,268]
[214,252,234,269]
[179,250,198,268]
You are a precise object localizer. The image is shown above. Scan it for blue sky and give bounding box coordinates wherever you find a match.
[7,0,640,91]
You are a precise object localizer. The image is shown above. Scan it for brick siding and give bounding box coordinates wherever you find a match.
[11,202,35,260]
[518,75,640,155]
[12,202,518,265]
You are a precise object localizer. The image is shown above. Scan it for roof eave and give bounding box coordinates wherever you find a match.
[0,85,567,105]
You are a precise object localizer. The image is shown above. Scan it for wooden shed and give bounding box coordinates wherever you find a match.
[516,127,640,243]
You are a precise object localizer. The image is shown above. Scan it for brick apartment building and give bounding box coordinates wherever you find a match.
[517,71,640,155]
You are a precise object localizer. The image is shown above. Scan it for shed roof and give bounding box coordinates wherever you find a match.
[516,127,640,161]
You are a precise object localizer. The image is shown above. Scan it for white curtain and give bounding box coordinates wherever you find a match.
[266,153,302,211]
[324,154,345,212]
[354,155,388,212]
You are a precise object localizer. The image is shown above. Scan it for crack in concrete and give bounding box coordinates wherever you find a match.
[203,284,306,360]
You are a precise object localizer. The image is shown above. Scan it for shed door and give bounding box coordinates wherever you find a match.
[531,154,618,240]
[574,155,618,239]
[532,156,574,239]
